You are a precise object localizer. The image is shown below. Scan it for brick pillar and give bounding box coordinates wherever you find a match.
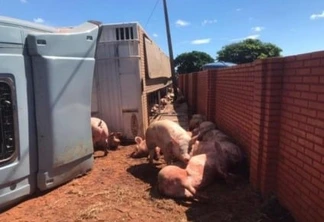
[192,73,198,114]
[184,74,189,99]
[250,58,284,196]
[207,70,217,121]
[188,73,194,109]
[196,71,208,117]
[178,75,183,92]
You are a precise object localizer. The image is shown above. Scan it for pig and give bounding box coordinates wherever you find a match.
[188,114,207,131]
[197,129,231,143]
[91,117,121,156]
[160,98,168,106]
[107,132,122,150]
[174,95,186,104]
[130,136,161,161]
[165,94,173,101]
[158,141,225,200]
[150,104,160,115]
[190,139,245,173]
[145,119,194,165]
[192,121,216,138]
[158,140,245,200]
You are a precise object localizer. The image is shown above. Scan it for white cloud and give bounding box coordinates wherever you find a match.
[33,18,45,23]
[20,0,27,3]
[175,19,190,27]
[152,33,158,37]
[246,34,260,39]
[310,11,324,20]
[236,8,242,12]
[231,34,260,42]
[190,38,211,45]
[202,19,217,26]
[251,26,265,32]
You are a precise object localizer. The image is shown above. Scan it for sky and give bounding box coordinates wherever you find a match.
[1,0,324,59]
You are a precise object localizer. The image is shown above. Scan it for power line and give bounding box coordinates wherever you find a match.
[144,0,160,28]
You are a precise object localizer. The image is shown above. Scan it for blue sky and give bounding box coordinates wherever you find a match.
[1,0,324,59]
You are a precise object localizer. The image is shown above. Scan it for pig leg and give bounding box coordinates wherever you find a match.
[147,143,157,164]
[153,147,160,161]
[103,139,109,156]
[163,142,174,165]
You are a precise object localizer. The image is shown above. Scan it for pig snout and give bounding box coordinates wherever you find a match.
[181,152,191,164]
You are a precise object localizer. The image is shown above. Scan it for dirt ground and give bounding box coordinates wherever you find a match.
[0,145,295,222]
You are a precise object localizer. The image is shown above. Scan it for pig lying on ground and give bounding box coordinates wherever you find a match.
[158,140,233,200]
[191,121,216,139]
[188,114,206,131]
[190,139,244,167]
[158,140,246,200]
[197,129,231,143]
[145,119,195,165]
[190,129,248,178]
[91,117,122,156]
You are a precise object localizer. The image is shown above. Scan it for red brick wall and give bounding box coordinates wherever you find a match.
[178,51,324,222]
[180,71,209,117]
[209,63,255,153]
[276,52,324,221]
[196,71,209,118]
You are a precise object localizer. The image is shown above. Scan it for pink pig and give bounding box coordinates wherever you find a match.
[158,142,221,200]
[145,119,194,165]
[91,117,121,156]
[158,140,245,200]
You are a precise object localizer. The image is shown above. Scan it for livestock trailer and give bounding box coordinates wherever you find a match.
[0,16,100,209]
[92,22,172,140]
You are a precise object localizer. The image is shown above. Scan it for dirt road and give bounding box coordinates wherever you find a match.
[0,145,295,222]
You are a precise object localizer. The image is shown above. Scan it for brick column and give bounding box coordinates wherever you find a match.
[250,58,284,196]
[207,70,217,121]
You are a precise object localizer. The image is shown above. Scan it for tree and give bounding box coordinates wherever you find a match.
[174,51,214,74]
[216,39,282,64]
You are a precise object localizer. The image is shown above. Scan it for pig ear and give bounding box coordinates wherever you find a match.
[189,134,199,145]
[134,136,142,144]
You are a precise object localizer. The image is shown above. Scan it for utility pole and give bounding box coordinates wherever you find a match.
[162,0,178,101]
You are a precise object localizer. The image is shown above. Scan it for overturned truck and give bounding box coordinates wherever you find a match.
[0,16,100,209]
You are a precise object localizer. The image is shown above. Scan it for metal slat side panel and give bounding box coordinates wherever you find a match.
[96,58,123,133]
[95,23,144,138]
[138,26,149,135]
[91,67,99,115]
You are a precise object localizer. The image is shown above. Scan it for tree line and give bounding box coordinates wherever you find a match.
[175,39,282,74]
